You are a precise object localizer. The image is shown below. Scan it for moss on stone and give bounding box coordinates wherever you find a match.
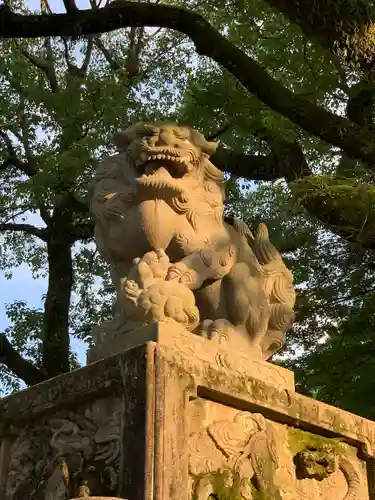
[212,471,242,500]
[325,412,348,433]
[287,426,343,456]
[164,355,196,391]
[191,470,274,500]
[203,364,279,404]
[191,471,241,500]
[249,480,274,500]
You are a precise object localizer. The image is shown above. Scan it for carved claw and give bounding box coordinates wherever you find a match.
[206,319,235,345]
[165,265,184,280]
[196,319,214,338]
[121,279,141,300]
[166,262,203,289]
[138,249,170,282]
[126,249,171,291]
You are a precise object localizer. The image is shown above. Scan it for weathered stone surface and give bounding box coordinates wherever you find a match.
[153,339,373,500]
[0,344,153,500]
[186,399,368,500]
[87,322,295,392]
[89,121,296,360]
[158,339,375,458]
[1,335,375,500]
[3,397,122,499]
[188,401,368,499]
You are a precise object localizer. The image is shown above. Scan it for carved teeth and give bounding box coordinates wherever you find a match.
[136,175,185,195]
[142,151,190,181]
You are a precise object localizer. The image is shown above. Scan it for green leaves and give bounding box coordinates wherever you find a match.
[2,0,375,421]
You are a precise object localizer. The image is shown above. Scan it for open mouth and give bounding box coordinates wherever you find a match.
[137,150,191,179]
[134,149,192,197]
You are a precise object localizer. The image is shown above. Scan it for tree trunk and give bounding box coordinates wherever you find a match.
[42,205,73,378]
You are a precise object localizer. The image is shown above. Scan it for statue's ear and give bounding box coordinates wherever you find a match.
[204,140,219,155]
[113,131,131,152]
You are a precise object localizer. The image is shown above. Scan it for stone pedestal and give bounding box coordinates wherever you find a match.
[1,324,375,499]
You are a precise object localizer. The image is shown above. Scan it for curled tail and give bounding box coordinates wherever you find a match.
[226,216,296,358]
[339,455,362,500]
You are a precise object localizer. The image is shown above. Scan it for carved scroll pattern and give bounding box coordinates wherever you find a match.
[5,399,121,500]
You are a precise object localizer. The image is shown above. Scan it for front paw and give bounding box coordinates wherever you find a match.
[121,278,141,299]
[141,249,170,280]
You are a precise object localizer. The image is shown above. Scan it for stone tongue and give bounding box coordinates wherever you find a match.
[150,165,172,177]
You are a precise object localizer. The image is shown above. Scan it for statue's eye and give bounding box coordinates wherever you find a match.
[174,128,190,140]
[137,125,158,137]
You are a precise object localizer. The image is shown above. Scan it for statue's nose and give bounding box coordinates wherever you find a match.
[156,130,173,146]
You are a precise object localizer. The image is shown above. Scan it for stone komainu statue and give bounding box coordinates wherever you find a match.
[89,121,296,359]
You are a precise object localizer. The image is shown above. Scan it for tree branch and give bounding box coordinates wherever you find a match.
[212,145,306,181]
[125,26,144,78]
[94,36,121,70]
[18,45,58,93]
[290,175,375,249]
[0,127,52,224]
[82,35,94,72]
[38,205,52,224]
[0,332,48,386]
[72,200,90,214]
[0,128,37,174]
[229,136,375,251]
[264,0,375,78]
[207,123,230,141]
[18,95,34,160]
[0,158,12,171]
[63,0,78,15]
[71,221,94,241]
[337,80,375,176]
[0,222,48,241]
[2,3,375,167]
[0,129,87,222]
[42,209,73,377]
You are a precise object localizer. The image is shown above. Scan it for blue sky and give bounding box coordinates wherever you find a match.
[0,238,88,367]
[27,0,91,12]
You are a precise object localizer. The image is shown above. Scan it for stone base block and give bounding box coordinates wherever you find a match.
[1,330,375,500]
[87,322,295,392]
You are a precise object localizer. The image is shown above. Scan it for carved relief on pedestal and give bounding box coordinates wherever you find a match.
[293,444,363,499]
[187,400,369,500]
[4,397,121,500]
[188,410,279,500]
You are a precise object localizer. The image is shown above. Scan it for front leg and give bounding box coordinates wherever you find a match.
[166,237,237,290]
[166,253,209,290]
